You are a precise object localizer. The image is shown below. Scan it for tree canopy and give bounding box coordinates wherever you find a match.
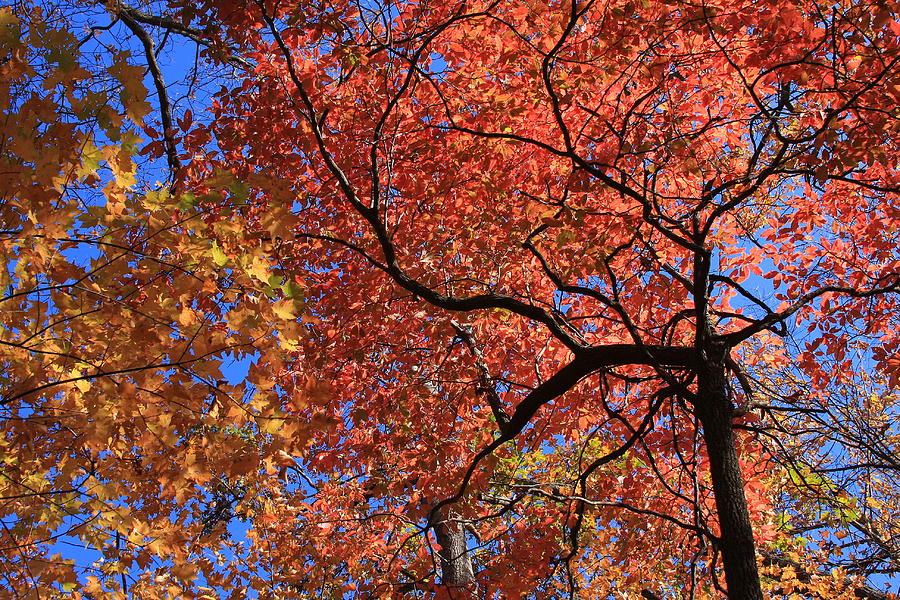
[2,1,900,599]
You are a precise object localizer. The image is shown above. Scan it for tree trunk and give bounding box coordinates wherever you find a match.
[696,355,763,600]
[434,511,474,588]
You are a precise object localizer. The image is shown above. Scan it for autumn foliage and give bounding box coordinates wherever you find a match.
[2,0,900,599]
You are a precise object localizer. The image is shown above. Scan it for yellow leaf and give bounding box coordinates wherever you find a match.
[258,416,283,434]
[248,256,270,282]
[272,298,297,320]
[210,241,228,266]
[77,138,103,178]
[71,371,90,393]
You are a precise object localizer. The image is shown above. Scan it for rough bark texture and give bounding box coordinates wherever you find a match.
[434,512,474,588]
[697,354,764,600]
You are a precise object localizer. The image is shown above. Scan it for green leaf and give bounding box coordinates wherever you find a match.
[177,193,198,210]
[281,281,304,299]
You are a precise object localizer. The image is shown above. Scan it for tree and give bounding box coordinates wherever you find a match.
[0,4,299,596]
[3,0,900,599]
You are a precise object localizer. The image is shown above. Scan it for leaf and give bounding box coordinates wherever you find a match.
[247,256,270,282]
[272,298,298,320]
[210,241,228,266]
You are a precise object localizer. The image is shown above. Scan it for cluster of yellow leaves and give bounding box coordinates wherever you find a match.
[0,5,322,598]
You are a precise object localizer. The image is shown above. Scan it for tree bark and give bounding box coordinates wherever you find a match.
[696,353,764,600]
[434,511,474,588]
